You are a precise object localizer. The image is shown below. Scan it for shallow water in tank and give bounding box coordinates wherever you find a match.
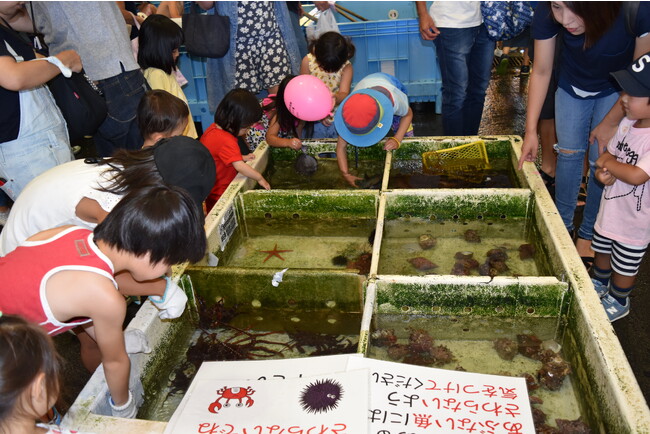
[368,315,589,432]
[138,309,361,422]
[262,158,385,190]
[389,158,517,189]
[378,218,550,276]
[222,218,377,270]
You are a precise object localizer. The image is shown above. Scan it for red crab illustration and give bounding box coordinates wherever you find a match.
[208,386,255,413]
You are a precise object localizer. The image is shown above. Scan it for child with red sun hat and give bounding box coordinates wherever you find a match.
[334,72,414,187]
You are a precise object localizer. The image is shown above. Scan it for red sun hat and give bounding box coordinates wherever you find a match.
[334,88,394,147]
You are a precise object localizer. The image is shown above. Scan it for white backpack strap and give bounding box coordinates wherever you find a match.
[4,39,24,62]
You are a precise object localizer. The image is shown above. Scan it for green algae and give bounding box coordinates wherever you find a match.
[383,190,533,220]
[240,190,378,219]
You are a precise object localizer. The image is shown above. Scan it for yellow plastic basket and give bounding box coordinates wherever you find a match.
[421,140,491,178]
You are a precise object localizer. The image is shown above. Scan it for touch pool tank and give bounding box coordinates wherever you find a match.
[63,136,650,433]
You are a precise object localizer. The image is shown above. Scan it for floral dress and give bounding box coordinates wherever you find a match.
[246,95,291,151]
[306,53,351,99]
[234,1,292,93]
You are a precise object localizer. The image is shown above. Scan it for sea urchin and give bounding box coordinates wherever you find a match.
[299,378,343,414]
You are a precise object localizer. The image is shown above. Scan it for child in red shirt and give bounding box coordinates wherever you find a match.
[200,89,271,211]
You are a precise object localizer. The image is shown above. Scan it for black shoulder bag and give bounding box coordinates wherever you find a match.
[182,2,230,58]
[28,3,107,142]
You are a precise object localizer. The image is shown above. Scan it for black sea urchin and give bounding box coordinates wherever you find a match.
[299,378,343,414]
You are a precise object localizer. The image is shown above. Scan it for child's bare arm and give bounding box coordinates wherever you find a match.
[114,270,166,297]
[232,160,271,190]
[266,115,302,150]
[334,64,353,104]
[84,286,130,406]
[75,197,110,225]
[300,55,310,75]
[598,151,650,185]
[336,136,362,187]
[384,107,413,151]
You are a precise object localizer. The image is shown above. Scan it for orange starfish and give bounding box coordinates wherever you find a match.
[259,243,293,262]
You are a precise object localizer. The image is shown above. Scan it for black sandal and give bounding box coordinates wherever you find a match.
[577,176,587,208]
[581,255,594,272]
[540,170,555,200]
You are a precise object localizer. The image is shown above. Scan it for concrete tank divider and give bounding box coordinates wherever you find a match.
[61,136,650,433]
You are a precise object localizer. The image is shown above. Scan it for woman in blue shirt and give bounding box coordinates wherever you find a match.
[518,1,650,267]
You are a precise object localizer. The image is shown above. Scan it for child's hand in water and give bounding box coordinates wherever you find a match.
[342,172,362,188]
[243,154,256,162]
[258,177,271,190]
[288,138,302,151]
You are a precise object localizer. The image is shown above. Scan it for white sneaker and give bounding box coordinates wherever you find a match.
[0,211,9,226]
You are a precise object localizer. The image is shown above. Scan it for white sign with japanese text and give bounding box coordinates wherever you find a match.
[347,357,535,434]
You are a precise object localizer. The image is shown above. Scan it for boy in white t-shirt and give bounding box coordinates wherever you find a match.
[591,52,650,321]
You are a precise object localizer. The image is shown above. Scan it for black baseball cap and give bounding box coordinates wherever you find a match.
[152,136,216,210]
[612,53,650,97]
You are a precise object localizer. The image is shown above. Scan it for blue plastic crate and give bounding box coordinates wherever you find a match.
[331,1,418,21]
[177,50,213,132]
[338,19,442,111]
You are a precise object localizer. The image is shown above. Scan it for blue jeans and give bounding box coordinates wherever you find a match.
[289,10,308,59]
[95,68,147,157]
[434,25,494,136]
[554,87,620,240]
[0,83,72,200]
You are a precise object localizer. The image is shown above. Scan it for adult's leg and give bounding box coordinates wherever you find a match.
[95,69,147,157]
[538,70,557,178]
[553,88,596,234]
[433,27,474,136]
[464,25,495,134]
[538,118,557,176]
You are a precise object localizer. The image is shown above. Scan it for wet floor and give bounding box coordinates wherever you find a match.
[52,58,650,414]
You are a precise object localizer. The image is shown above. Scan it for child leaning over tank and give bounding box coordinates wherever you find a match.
[0,185,208,419]
[590,52,650,322]
[300,31,355,138]
[334,72,414,187]
[246,75,306,151]
[0,136,215,310]
[201,88,270,211]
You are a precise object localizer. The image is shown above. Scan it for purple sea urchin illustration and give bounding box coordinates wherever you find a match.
[299,379,343,414]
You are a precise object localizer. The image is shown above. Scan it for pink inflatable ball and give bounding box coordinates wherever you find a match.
[283,75,334,121]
